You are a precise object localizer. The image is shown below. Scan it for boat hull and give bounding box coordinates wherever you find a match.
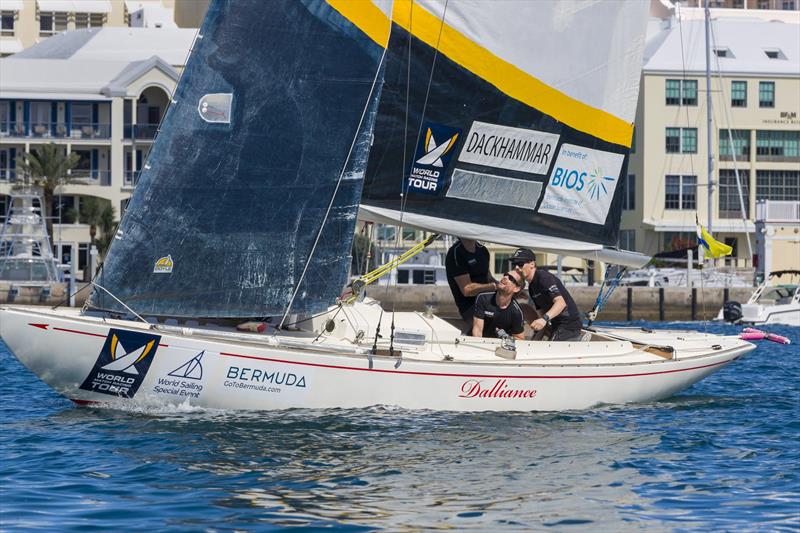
[0,307,754,412]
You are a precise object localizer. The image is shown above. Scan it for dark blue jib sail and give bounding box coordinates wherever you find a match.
[90,0,390,318]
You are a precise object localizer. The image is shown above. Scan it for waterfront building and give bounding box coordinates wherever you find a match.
[0,27,193,276]
[0,0,213,56]
[625,5,800,269]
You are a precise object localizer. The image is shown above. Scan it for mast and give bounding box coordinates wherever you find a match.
[704,0,714,232]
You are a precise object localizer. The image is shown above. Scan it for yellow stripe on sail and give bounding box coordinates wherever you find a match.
[326,0,392,48]
[391,0,634,147]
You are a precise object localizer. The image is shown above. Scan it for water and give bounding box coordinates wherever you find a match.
[1,321,798,531]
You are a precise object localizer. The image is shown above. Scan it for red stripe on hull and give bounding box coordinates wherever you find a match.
[219,351,732,379]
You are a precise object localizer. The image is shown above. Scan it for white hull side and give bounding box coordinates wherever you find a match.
[0,307,754,412]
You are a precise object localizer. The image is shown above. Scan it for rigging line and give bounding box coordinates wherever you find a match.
[677,8,697,237]
[709,22,753,262]
[277,44,390,331]
[388,0,450,357]
[90,281,150,326]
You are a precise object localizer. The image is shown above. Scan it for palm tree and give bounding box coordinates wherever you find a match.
[95,203,117,260]
[17,143,80,239]
[78,196,108,245]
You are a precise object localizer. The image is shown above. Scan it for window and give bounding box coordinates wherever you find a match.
[665,79,697,106]
[0,101,9,134]
[665,175,697,210]
[412,269,436,285]
[665,127,696,154]
[718,170,750,218]
[782,0,796,8]
[619,230,636,251]
[759,81,775,108]
[72,150,92,177]
[74,13,104,28]
[493,253,512,274]
[724,238,738,265]
[719,129,750,161]
[682,80,697,105]
[50,195,75,221]
[0,148,10,180]
[682,128,697,153]
[665,79,680,106]
[756,130,800,161]
[663,232,697,252]
[0,11,14,36]
[622,174,635,210]
[731,81,747,107]
[714,48,731,58]
[666,128,680,153]
[397,270,409,284]
[71,102,92,128]
[756,170,799,201]
[78,243,90,272]
[39,11,67,35]
[376,225,395,241]
[401,228,417,241]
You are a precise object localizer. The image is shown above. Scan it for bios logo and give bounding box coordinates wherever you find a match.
[407,122,461,195]
[538,144,624,225]
[550,165,616,200]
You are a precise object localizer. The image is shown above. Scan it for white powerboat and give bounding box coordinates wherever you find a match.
[719,270,800,327]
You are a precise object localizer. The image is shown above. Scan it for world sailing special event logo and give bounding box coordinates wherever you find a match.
[538,144,624,225]
[407,122,461,195]
[79,328,161,397]
[152,350,205,399]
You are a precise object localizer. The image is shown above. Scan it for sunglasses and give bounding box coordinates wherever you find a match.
[504,272,524,288]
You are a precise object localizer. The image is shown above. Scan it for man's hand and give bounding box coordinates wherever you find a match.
[531,318,547,331]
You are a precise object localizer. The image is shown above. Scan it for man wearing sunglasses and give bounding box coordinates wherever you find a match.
[471,269,526,339]
[510,248,583,342]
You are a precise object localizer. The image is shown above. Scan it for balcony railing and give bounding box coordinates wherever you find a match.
[69,169,111,186]
[0,122,111,139]
[123,170,142,188]
[124,124,159,140]
[756,200,800,222]
[0,169,17,181]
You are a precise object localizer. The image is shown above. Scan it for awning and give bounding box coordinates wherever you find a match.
[643,219,755,233]
[0,0,25,11]
[0,39,23,55]
[36,0,111,13]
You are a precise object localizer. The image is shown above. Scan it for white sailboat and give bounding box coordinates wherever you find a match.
[0,0,755,411]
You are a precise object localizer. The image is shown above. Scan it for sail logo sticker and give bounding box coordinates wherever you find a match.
[153,255,173,274]
[79,328,161,397]
[538,144,624,225]
[457,121,560,175]
[407,122,461,195]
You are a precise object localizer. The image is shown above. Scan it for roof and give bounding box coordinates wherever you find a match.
[14,27,196,67]
[643,17,800,76]
[0,56,178,100]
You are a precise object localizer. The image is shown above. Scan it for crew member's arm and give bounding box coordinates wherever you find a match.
[472,316,485,338]
[531,296,567,331]
[455,273,497,297]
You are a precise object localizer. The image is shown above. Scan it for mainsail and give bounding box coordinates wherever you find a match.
[359,0,650,266]
[90,0,392,318]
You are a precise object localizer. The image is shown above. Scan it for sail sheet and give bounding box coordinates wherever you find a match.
[90,0,392,318]
[360,0,650,262]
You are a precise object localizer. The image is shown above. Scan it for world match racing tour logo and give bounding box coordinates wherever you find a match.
[407,122,461,195]
[79,328,161,397]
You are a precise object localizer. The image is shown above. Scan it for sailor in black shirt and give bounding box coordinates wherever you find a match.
[445,238,497,334]
[472,269,526,339]
[510,248,584,341]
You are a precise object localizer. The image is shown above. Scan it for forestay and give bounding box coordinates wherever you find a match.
[89,0,393,318]
[360,0,650,265]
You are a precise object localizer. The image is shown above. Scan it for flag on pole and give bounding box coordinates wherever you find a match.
[696,224,732,259]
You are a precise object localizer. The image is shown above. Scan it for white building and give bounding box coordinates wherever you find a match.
[0,27,195,275]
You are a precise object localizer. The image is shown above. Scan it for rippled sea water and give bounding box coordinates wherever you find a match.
[1,321,798,531]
